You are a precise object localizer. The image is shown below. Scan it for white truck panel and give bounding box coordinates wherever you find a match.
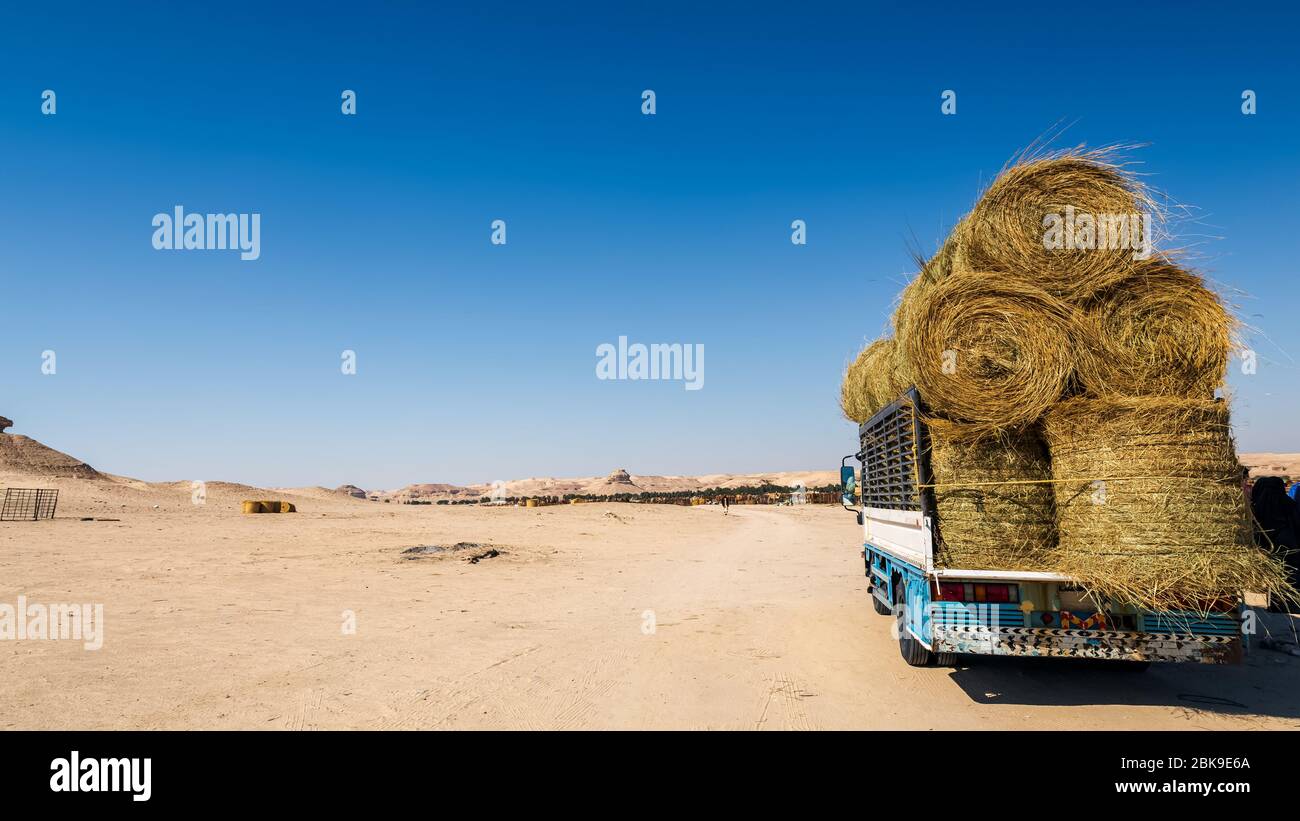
[863,506,931,571]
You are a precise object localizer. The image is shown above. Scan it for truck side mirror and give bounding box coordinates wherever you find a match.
[840,465,856,506]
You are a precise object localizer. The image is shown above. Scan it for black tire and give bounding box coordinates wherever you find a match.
[870,584,892,615]
[933,652,958,667]
[894,580,934,667]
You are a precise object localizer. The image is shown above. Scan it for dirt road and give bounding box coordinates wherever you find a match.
[2,490,1297,729]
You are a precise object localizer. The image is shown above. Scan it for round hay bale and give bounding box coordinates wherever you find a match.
[891,275,929,339]
[893,227,969,335]
[926,419,1058,571]
[1075,259,1232,399]
[840,339,908,423]
[1042,396,1293,611]
[958,150,1156,301]
[839,344,875,423]
[870,338,910,409]
[899,271,1077,431]
[887,336,915,400]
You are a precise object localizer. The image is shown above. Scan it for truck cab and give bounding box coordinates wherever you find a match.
[841,391,1243,667]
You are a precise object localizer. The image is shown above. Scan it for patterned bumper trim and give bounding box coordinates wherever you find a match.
[932,624,1241,664]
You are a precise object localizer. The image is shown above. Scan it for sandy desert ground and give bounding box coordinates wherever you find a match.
[2,476,1299,730]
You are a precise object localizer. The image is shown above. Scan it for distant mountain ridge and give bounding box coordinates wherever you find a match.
[1,415,1294,498]
[335,456,1300,501]
[377,467,841,502]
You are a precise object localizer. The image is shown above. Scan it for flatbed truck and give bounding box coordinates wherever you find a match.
[839,391,1243,667]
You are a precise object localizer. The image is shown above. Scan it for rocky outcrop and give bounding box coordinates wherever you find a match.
[582,468,643,494]
[0,434,100,478]
[0,416,12,434]
[388,482,481,503]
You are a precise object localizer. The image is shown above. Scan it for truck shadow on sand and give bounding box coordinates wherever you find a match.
[946,651,1300,720]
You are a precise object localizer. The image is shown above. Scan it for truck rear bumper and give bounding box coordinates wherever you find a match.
[932,625,1241,664]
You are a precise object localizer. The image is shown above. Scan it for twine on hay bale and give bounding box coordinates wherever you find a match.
[898,271,1077,432]
[1042,396,1294,612]
[957,147,1160,301]
[925,418,1058,572]
[1075,258,1232,399]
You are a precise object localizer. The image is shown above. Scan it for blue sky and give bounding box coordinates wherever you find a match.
[1,2,1297,489]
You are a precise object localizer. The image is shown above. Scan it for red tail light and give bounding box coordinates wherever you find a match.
[984,585,1011,603]
[938,582,966,601]
[937,582,1019,603]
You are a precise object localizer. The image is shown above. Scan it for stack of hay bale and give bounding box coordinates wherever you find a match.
[242,500,297,513]
[840,148,1292,611]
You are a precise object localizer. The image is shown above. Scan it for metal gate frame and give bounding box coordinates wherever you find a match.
[0,488,59,521]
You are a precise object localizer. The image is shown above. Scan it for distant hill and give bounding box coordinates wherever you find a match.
[1242,453,1300,479]
[0,433,100,479]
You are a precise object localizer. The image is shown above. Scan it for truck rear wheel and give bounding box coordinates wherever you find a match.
[894,580,934,667]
